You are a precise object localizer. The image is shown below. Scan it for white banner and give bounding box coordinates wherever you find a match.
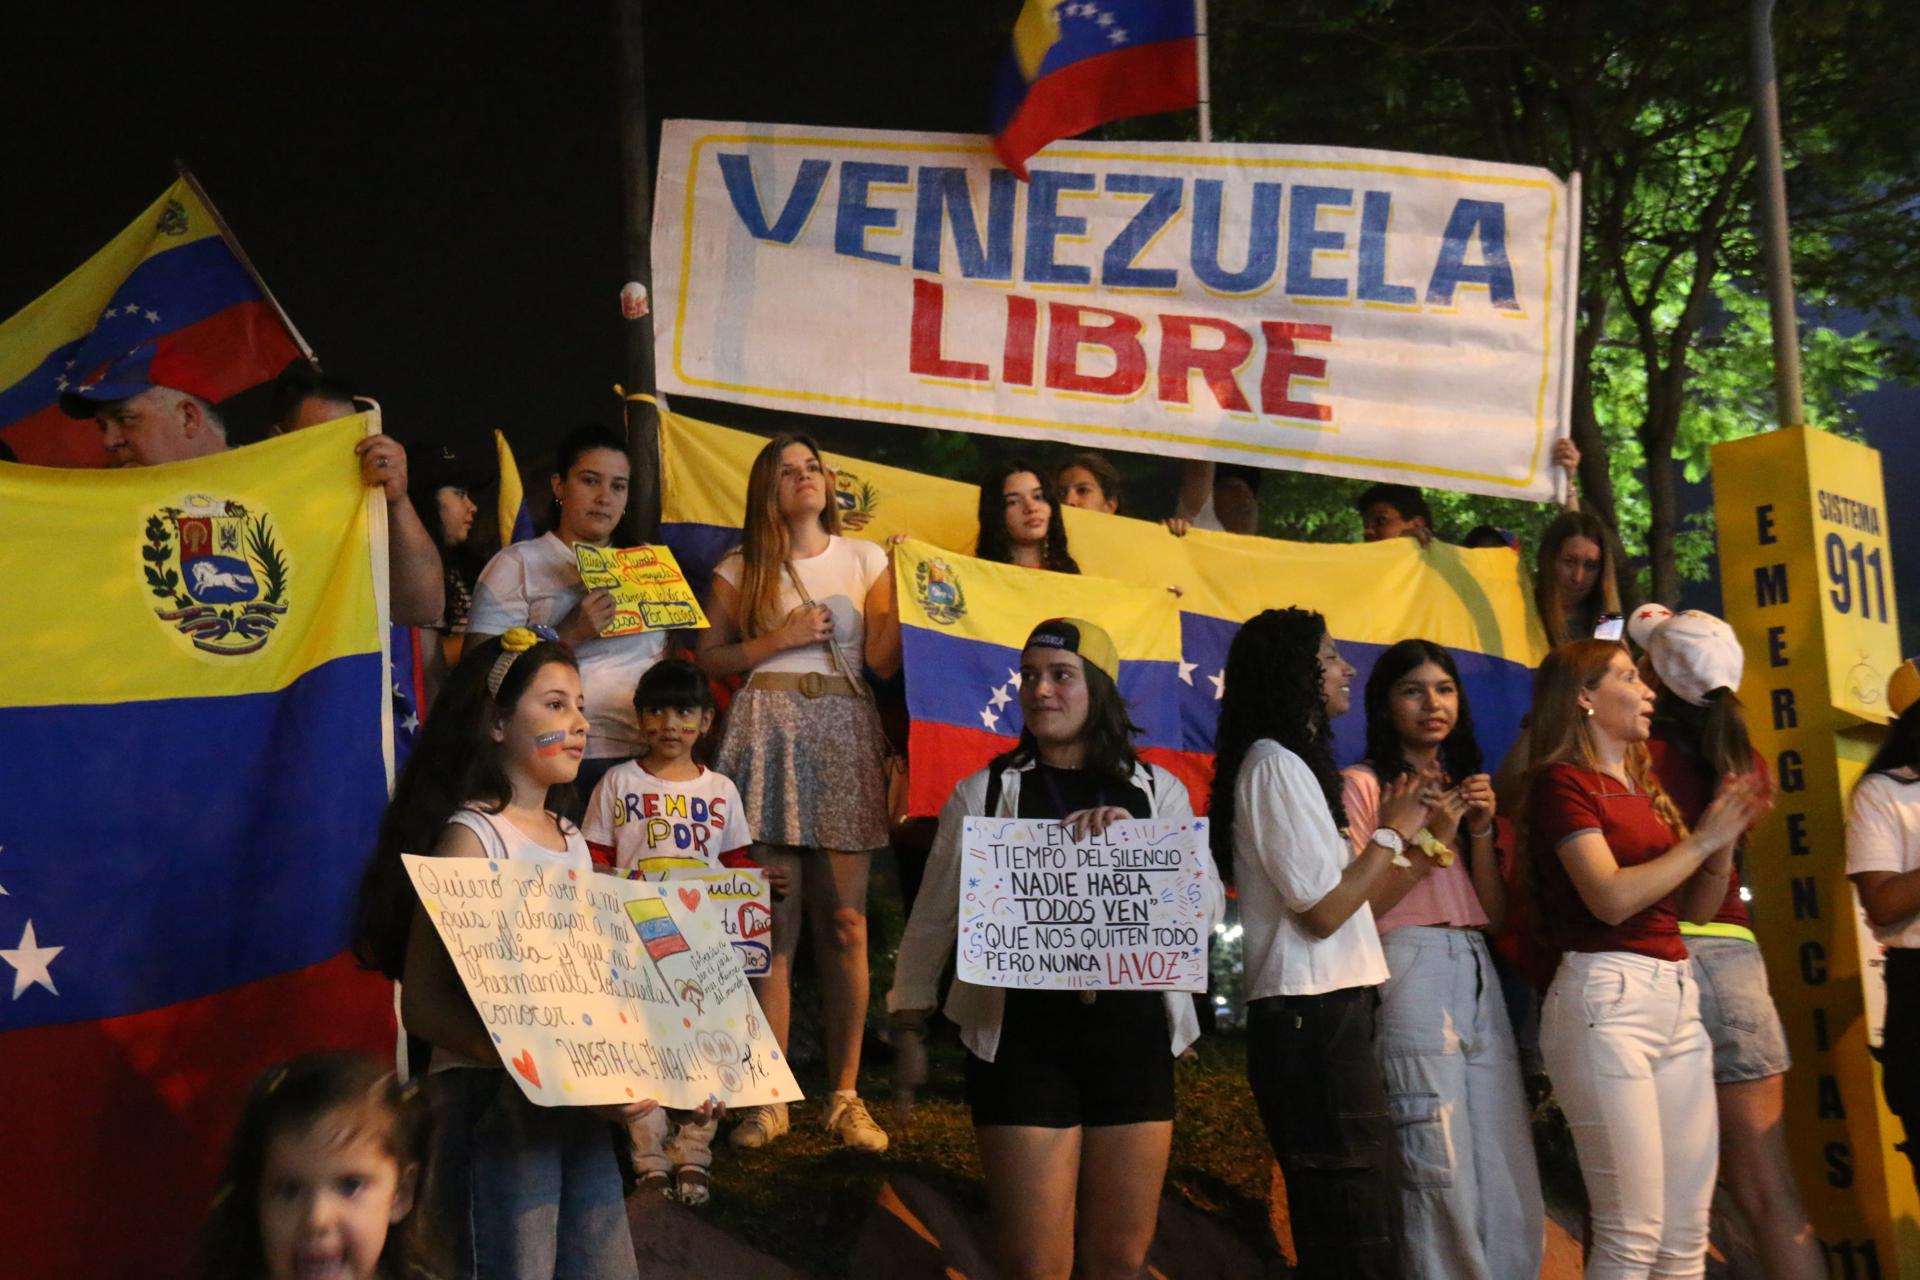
[957,816,1212,992]
[654,120,1579,501]
[403,852,799,1110]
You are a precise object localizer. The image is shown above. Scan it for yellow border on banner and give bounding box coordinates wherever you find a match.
[670,131,1564,491]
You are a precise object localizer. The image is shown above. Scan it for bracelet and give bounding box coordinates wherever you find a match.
[1468,823,1494,840]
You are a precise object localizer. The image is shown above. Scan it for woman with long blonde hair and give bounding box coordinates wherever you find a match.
[1523,639,1769,1277]
[1534,512,1623,647]
[698,433,901,1154]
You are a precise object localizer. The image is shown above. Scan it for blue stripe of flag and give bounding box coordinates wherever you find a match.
[0,652,387,1030]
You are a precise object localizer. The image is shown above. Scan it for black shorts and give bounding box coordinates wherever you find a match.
[964,989,1176,1128]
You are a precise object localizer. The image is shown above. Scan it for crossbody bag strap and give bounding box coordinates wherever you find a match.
[783,558,875,705]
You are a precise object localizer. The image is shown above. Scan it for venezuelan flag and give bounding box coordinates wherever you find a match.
[992,0,1200,180]
[0,416,395,1279]
[0,176,306,469]
[655,408,1546,815]
[894,538,1197,811]
[495,427,537,545]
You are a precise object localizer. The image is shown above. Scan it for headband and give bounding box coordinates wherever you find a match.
[487,626,557,696]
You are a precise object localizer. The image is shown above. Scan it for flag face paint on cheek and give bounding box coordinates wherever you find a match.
[534,730,568,757]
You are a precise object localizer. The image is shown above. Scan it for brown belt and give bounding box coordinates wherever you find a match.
[746,671,860,698]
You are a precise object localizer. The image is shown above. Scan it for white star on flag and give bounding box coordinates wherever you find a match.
[1096,10,1114,25]
[102,307,119,320]
[2,920,62,999]
[980,707,1000,731]
[1177,661,1196,686]
[144,309,160,323]
[1208,670,1226,701]
[989,684,1013,711]
[401,712,421,734]
[1109,26,1128,43]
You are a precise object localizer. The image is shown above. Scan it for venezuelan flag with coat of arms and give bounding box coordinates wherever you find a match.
[992,0,1200,179]
[654,408,1548,815]
[0,416,395,1280]
[0,174,306,467]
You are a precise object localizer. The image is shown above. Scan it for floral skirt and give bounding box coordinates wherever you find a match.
[714,685,890,852]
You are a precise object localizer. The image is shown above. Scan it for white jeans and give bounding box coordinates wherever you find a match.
[1379,927,1544,1280]
[1542,950,1718,1279]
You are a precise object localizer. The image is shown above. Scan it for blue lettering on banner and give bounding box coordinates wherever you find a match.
[1024,170,1097,286]
[835,162,910,265]
[1357,191,1417,305]
[1284,186,1353,299]
[717,154,829,245]
[1426,199,1518,308]
[911,168,1015,280]
[1189,179,1282,294]
[1102,174,1182,291]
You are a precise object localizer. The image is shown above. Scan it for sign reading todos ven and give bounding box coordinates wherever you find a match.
[654,121,1578,501]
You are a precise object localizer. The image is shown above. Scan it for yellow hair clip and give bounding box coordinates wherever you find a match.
[487,627,552,696]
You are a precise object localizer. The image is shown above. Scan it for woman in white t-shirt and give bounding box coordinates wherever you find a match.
[1211,607,1433,1279]
[467,424,667,799]
[1847,659,1920,1189]
[697,433,901,1154]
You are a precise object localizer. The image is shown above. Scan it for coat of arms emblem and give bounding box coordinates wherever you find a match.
[913,557,966,625]
[833,468,880,531]
[142,494,291,655]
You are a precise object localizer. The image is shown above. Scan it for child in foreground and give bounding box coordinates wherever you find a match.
[583,658,765,1205]
[199,1051,440,1280]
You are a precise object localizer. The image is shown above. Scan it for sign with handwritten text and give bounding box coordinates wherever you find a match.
[957,816,1211,991]
[573,542,710,635]
[621,866,772,977]
[402,851,799,1109]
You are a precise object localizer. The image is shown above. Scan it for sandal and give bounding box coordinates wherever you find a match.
[674,1165,711,1207]
[637,1168,672,1197]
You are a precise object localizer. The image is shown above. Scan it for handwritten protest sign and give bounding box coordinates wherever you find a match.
[402,851,799,1109]
[620,866,772,977]
[957,816,1211,991]
[573,542,709,635]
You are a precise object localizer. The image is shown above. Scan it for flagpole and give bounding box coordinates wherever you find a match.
[1194,0,1212,144]
[173,162,318,366]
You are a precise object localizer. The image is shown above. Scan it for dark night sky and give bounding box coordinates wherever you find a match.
[4,3,1913,637]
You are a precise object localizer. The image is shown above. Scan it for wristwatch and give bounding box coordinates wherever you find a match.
[1371,827,1411,868]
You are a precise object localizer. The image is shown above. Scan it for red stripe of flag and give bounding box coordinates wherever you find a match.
[995,38,1199,179]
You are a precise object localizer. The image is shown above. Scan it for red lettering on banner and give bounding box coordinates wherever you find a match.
[1159,315,1253,411]
[1003,294,1038,386]
[908,279,989,381]
[1046,304,1148,397]
[1259,321,1334,421]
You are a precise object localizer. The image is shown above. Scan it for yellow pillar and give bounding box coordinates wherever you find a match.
[1713,424,1919,1275]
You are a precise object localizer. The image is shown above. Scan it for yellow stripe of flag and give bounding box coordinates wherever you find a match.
[0,416,384,707]
[0,178,222,391]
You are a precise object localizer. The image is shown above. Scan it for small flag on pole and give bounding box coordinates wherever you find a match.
[494,428,537,546]
[991,0,1201,181]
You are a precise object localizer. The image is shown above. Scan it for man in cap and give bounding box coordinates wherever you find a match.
[63,346,444,626]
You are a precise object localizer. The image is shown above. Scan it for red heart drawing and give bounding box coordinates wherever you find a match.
[510,1048,541,1090]
[677,887,702,912]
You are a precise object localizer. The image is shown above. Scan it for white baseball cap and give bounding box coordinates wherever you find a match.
[1641,610,1744,706]
[1626,603,1674,651]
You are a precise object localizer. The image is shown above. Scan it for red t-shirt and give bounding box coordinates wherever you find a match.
[1529,762,1688,961]
[1646,726,1763,929]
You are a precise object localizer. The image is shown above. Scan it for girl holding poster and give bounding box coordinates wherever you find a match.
[1522,640,1769,1277]
[698,433,901,1154]
[353,629,682,1279]
[889,616,1222,1280]
[1212,608,1431,1280]
[1342,639,1544,1279]
[467,424,667,799]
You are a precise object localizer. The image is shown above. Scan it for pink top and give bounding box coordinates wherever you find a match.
[1341,764,1490,934]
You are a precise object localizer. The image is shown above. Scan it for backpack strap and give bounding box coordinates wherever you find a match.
[984,764,1006,816]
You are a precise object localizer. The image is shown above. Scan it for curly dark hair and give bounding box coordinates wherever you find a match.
[973,458,1080,573]
[1362,638,1484,788]
[352,634,579,979]
[1210,608,1347,878]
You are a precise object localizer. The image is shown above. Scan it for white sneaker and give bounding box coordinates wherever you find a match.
[822,1093,890,1152]
[728,1102,789,1150]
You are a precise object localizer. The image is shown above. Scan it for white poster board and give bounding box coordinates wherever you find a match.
[655,119,1578,501]
[403,852,799,1109]
[957,816,1211,991]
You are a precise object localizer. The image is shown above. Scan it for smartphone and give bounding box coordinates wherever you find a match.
[1593,613,1626,642]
